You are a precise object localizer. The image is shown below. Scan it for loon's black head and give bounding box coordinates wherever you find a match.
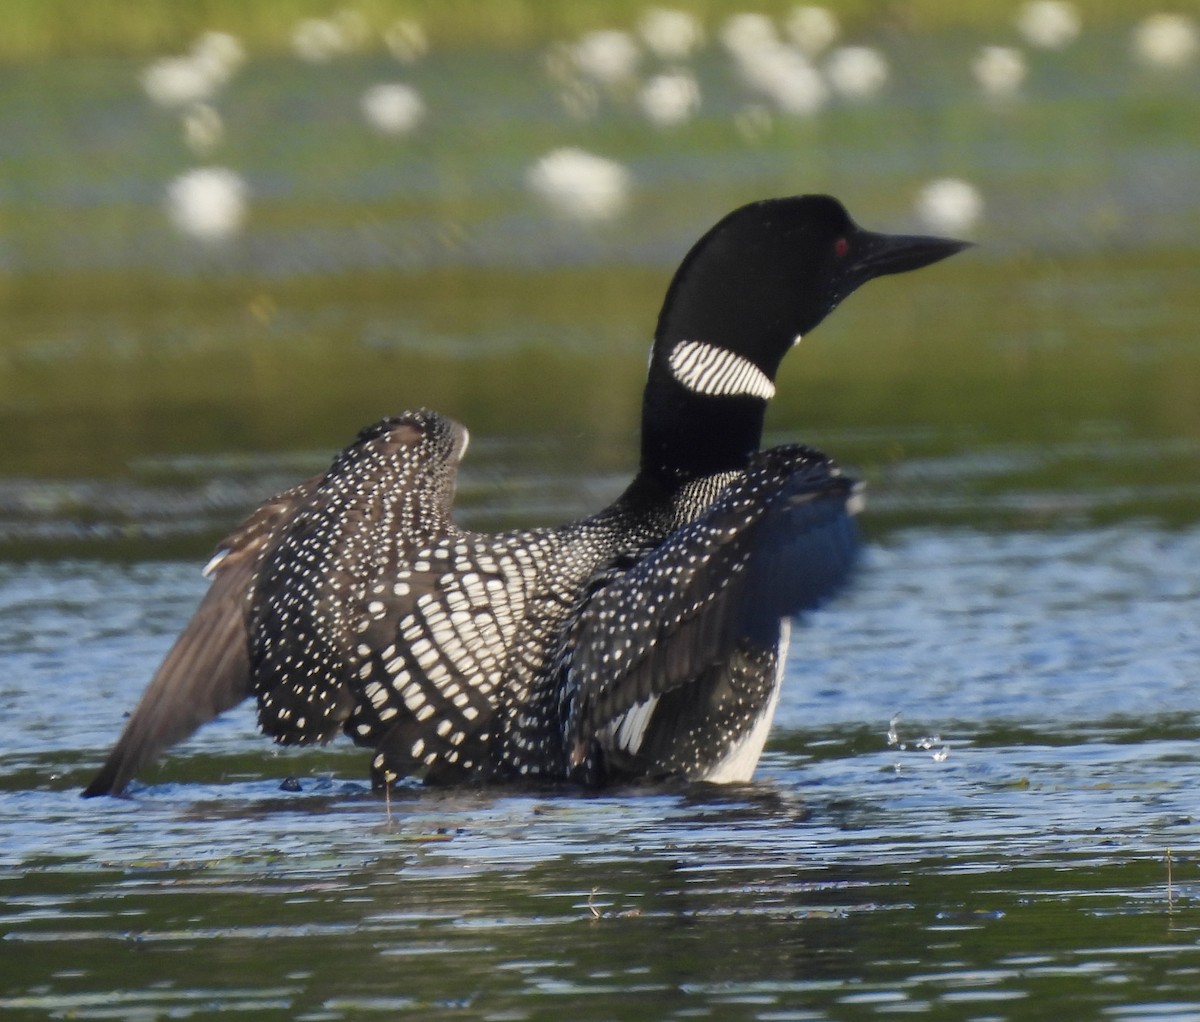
[640,195,968,483]
[657,195,969,388]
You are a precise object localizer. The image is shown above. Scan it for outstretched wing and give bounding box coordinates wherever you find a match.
[245,411,537,788]
[249,414,468,747]
[81,479,318,797]
[86,411,472,797]
[560,445,860,781]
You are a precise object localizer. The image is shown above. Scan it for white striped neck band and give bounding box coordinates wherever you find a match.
[667,340,776,400]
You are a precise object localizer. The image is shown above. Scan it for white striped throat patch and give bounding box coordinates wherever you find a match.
[667,340,776,401]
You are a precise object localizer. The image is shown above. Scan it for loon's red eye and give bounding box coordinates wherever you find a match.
[834,237,850,258]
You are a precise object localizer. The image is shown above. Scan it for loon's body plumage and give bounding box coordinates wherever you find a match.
[250,412,751,787]
[84,195,965,797]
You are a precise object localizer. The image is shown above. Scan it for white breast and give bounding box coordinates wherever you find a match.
[697,618,790,783]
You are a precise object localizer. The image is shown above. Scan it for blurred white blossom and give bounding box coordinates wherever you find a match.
[637,71,701,126]
[142,56,218,108]
[972,46,1027,97]
[785,6,840,55]
[572,29,641,86]
[915,178,983,235]
[638,8,704,60]
[826,46,889,99]
[720,13,779,58]
[1016,1,1081,49]
[755,50,827,115]
[291,18,349,63]
[166,167,248,242]
[722,16,827,116]
[1132,13,1198,68]
[190,31,245,81]
[360,83,426,136]
[142,30,245,109]
[527,148,631,221]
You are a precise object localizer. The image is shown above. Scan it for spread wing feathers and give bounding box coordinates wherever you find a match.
[352,529,559,784]
[250,413,467,746]
[81,478,319,797]
[560,445,860,771]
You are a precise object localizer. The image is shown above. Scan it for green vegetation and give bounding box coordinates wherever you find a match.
[0,0,1188,61]
[1,12,1198,552]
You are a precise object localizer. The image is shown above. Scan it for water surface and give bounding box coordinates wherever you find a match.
[2,528,1198,1020]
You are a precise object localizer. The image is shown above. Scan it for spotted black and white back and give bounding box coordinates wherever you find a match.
[249,414,859,789]
[247,409,671,786]
[537,445,859,784]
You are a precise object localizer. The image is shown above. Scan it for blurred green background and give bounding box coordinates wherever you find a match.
[1,0,1198,556]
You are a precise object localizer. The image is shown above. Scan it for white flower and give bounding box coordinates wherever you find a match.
[165,167,248,242]
[141,32,243,109]
[915,178,983,235]
[720,13,778,58]
[825,46,889,99]
[638,8,704,60]
[972,46,1027,97]
[638,72,701,126]
[385,19,429,63]
[572,29,640,86]
[191,31,245,83]
[723,13,830,115]
[755,49,827,115]
[786,6,840,56]
[727,29,827,116]
[141,56,218,108]
[360,83,425,136]
[1016,1,1081,49]
[291,18,347,63]
[527,148,631,221]
[1132,13,1198,68]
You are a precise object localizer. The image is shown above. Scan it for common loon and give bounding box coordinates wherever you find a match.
[83,195,966,797]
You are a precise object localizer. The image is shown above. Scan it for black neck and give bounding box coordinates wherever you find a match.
[628,193,969,488]
[637,349,770,486]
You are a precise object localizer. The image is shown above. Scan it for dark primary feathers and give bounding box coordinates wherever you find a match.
[82,414,461,797]
[81,479,318,798]
[84,194,966,797]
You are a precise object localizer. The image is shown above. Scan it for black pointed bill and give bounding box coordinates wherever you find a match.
[850,230,972,281]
